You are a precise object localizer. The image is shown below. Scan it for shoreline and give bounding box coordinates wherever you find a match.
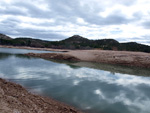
[0,78,82,113]
[0,45,70,52]
[26,50,150,69]
[1,45,150,68]
[1,45,150,112]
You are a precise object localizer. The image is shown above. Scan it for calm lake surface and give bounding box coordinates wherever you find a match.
[0,47,150,113]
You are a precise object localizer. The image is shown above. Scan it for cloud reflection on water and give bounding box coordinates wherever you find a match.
[0,51,150,113]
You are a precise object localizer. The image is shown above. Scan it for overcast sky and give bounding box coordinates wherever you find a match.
[0,0,150,45]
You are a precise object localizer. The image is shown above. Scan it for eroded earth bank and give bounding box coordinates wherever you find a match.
[0,78,82,113]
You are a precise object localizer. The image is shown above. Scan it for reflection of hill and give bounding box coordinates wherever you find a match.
[48,59,150,77]
[15,54,32,59]
[46,59,81,69]
[0,52,34,60]
[0,53,12,60]
[73,62,150,77]
[1,51,150,77]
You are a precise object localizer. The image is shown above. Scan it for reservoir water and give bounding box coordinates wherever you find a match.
[0,47,150,113]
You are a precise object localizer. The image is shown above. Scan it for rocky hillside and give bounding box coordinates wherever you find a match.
[0,33,12,40]
[0,33,150,53]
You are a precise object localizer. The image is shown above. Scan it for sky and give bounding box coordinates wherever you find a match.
[0,0,150,45]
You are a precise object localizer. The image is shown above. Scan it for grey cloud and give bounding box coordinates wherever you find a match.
[46,0,105,25]
[0,16,21,30]
[1,0,136,27]
[132,12,143,19]
[114,0,137,6]
[143,35,150,40]
[46,0,83,24]
[0,22,65,40]
[142,36,150,45]
[48,0,103,16]
[2,16,21,23]
[15,29,66,40]
[0,17,19,36]
[0,16,65,40]
[48,0,76,16]
[0,23,66,40]
[0,1,28,16]
[45,0,132,26]
[102,14,131,25]
[0,7,27,16]
[142,21,150,29]
[116,36,150,45]
[0,0,149,44]
[81,10,133,25]
[72,1,136,25]
[13,1,51,19]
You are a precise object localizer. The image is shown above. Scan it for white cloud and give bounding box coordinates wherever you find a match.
[0,0,150,45]
[94,89,105,99]
[76,17,87,25]
[17,16,55,24]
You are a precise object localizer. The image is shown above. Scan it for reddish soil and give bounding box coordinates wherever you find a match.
[0,78,82,113]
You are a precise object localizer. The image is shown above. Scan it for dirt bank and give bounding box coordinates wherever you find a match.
[26,50,150,68]
[0,78,82,113]
[26,53,79,61]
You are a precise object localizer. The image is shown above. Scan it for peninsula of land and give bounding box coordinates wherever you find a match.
[1,45,150,68]
[26,49,150,68]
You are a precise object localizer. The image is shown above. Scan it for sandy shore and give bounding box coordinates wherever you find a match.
[26,49,150,68]
[0,78,82,113]
[1,45,150,68]
[0,45,70,52]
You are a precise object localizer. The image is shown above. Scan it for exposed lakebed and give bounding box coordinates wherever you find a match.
[0,47,150,113]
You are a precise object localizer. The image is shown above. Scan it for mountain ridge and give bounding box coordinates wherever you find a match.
[0,33,150,53]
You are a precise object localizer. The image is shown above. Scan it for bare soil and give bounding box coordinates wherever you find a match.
[66,50,150,68]
[0,78,82,113]
[26,49,150,68]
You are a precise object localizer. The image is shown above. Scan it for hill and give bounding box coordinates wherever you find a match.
[0,33,150,53]
[0,33,12,40]
[118,42,150,53]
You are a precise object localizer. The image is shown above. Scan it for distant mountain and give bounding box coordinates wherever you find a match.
[0,33,150,53]
[10,38,49,48]
[62,35,89,42]
[0,33,12,40]
[57,35,120,49]
[119,42,150,53]
[58,35,91,49]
